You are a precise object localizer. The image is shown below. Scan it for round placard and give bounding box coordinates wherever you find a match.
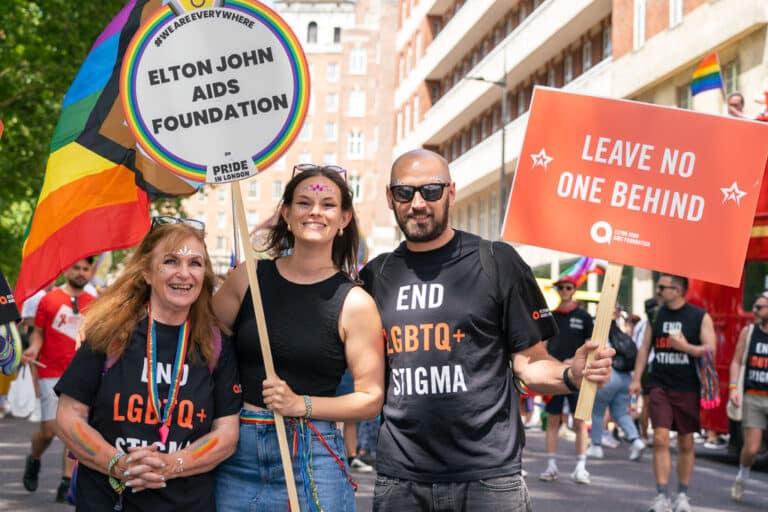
[120,0,310,183]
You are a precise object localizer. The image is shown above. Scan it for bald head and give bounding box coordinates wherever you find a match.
[390,149,451,184]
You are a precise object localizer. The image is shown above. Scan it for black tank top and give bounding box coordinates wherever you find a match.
[745,325,768,392]
[649,303,705,392]
[233,259,355,407]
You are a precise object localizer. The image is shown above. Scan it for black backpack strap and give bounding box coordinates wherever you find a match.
[479,239,501,301]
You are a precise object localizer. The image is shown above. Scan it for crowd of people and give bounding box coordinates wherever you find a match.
[0,145,764,512]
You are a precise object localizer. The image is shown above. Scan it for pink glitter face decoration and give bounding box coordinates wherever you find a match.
[304,184,333,193]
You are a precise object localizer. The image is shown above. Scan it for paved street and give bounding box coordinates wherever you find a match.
[1,414,766,511]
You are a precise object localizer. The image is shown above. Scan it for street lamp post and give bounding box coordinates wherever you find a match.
[466,71,508,233]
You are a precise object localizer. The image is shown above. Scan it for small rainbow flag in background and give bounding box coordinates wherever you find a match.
[690,52,723,96]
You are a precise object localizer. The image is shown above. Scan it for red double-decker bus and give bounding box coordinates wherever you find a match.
[687,163,768,444]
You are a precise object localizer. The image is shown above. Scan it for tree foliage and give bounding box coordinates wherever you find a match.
[0,1,177,285]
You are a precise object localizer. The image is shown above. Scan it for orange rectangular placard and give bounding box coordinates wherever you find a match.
[502,88,768,287]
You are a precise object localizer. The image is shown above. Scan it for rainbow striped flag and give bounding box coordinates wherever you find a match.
[690,52,723,96]
[15,0,200,303]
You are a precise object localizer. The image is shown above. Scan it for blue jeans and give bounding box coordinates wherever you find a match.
[216,410,355,512]
[373,473,531,512]
[590,369,640,445]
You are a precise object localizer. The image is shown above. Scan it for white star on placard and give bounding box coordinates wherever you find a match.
[530,148,554,171]
[720,181,747,206]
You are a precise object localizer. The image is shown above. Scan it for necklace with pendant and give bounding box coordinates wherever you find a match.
[145,305,190,444]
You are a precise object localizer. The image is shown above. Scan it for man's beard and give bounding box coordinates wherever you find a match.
[395,200,450,243]
[67,277,87,290]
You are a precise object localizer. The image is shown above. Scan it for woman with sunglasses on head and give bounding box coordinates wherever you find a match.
[213,164,384,511]
[54,218,242,511]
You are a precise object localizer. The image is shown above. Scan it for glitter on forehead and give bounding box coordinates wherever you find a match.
[175,245,203,257]
[304,184,333,192]
[429,176,446,182]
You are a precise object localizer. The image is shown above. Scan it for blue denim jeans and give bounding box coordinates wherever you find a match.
[216,410,355,512]
[372,473,531,512]
[590,368,640,445]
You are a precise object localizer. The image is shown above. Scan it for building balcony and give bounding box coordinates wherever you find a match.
[395,0,610,143]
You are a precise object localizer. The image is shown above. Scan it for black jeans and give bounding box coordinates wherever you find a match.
[373,473,532,512]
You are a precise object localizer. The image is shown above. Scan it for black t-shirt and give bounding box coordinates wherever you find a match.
[546,306,593,361]
[233,259,354,407]
[54,318,241,512]
[0,269,20,324]
[745,324,768,392]
[648,303,705,392]
[360,230,556,482]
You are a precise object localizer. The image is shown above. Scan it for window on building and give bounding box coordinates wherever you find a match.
[216,236,226,251]
[323,152,337,165]
[298,151,311,163]
[670,0,683,27]
[602,25,612,58]
[633,0,646,50]
[547,67,555,87]
[217,187,226,201]
[348,90,366,117]
[582,40,592,71]
[349,48,366,74]
[349,175,363,202]
[467,204,475,233]
[517,91,526,116]
[406,46,413,73]
[723,60,739,94]
[326,93,338,113]
[217,211,226,228]
[324,122,337,141]
[333,26,341,43]
[519,3,527,24]
[307,22,318,44]
[248,181,259,198]
[246,210,258,229]
[404,104,411,135]
[564,53,573,83]
[470,124,479,146]
[272,181,283,200]
[299,120,311,140]
[327,62,339,82]
[348,130,364,159]
[396,111,403,142]
[677,84,691,110]
[413,96,419,125]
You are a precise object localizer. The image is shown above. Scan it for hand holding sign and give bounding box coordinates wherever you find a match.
[504,87,768,420]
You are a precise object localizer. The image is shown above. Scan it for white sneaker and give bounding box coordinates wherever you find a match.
[586,445,604,459]
[649,493,671,512]
[672,492,691,512]
[538,466,558,481]
[601,432,620,448]
[731,478,745,502]
[571,467,590,485]
[629,438,646,462]
[348,456,374,473]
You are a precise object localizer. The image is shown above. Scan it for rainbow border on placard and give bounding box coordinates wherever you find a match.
[120,0,310,182]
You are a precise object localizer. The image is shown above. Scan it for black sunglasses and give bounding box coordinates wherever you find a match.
[70,296,79,315]
[292,163,347,181]
[389,183,449,203]
[656,284,677,292]
[753,304,768,311]
[151,216,205,232]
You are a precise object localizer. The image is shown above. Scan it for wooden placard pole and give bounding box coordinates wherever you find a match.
[231,181,300,510]
[574,262,623,421]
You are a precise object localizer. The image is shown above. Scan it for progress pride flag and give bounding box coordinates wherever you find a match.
[502,88,768,287]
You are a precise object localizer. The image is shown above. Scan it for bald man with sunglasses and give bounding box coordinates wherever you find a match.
[360,149,615,512]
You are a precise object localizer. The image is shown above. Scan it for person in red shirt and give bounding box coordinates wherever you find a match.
[20,257,95,502]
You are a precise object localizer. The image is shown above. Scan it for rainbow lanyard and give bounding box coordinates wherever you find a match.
[146,305,190,444]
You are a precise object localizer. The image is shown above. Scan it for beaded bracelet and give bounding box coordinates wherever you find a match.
[303,395,312,419]
[107,452,126,495]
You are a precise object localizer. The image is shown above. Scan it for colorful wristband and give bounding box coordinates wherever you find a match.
[303,395,312,419]
[107,452,126,495]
